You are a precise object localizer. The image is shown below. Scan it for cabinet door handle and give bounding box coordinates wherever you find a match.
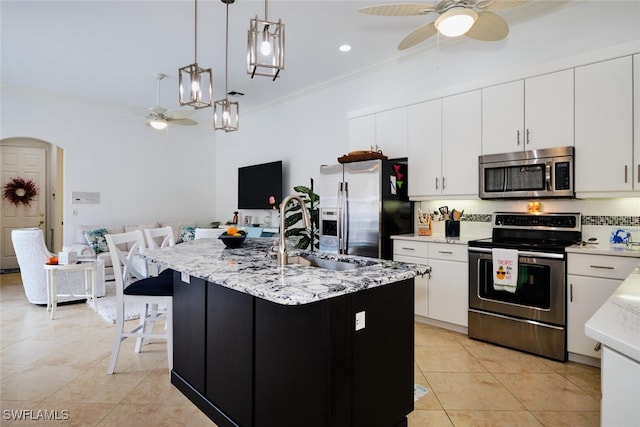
[438,250,453,254]
[594,342,602,352]
[516,130,521,145]
[637,164,639,183]
[589,265,614,270]
[435,177,439,190]
[401,247,415,251]
[526,128,530,145]
[442,176,446,190]
[624,165,628,183]
[570,283,573,302]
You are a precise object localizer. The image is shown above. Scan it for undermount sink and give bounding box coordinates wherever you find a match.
[287,255,363,271]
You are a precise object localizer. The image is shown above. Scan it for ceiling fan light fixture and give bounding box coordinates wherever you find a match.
[149,119,168,130]
[435,7,478,37]
[247,0,284,81]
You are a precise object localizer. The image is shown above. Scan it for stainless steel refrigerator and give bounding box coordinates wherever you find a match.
[318,158,413,260]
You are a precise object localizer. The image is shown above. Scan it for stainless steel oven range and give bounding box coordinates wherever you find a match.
[468,212,581,361]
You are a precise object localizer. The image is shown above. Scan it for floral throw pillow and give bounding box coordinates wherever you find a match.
[83,228,109,254]
[178,226,196,243]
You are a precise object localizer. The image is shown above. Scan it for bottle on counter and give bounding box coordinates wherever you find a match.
[232,211,239,224]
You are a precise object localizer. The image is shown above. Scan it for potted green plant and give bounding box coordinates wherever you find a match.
[283,178,320,250]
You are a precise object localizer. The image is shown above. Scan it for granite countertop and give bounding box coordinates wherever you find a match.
[143,238,429,306]
[585,264,640,362]
[566,243,640,258]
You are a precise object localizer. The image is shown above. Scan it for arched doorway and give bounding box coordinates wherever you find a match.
[0,138,63,271]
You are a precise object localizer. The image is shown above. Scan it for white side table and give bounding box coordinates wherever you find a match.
[44,261,97,320]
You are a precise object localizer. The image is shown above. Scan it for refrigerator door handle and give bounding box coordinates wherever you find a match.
[337,182,344,253]
[342,182,349,254]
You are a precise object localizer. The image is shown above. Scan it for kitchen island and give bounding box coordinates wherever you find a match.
[144,238,428,427]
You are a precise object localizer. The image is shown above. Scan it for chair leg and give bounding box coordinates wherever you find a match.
[143,303,159,345]
[135,304,149,353]
[107,302,125,374]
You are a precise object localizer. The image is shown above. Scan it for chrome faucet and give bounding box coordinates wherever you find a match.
[278,195,311,267]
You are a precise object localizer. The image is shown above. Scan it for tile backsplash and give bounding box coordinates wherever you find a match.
[416,197,640,243]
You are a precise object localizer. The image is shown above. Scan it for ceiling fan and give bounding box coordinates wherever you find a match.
[359,0,529,50]
[144,73,197,130]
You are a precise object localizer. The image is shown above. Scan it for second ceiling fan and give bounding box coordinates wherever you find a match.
[359,0,529,50]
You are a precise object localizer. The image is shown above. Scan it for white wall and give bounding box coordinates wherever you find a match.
[0,86,217,244]
[214,1,640,223]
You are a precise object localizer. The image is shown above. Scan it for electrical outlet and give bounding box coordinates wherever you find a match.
[355,311,365,331]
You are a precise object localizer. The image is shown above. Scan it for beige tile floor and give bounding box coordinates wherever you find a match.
[1,273,601,426]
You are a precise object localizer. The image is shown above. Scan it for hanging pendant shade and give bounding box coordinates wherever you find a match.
[247,0,284,80]
[214,0,239,132]
[179,0,213,109]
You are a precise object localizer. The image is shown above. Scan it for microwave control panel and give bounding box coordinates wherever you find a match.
[555,162,571,190]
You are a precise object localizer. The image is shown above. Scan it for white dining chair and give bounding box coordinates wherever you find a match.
[105,230,173,374]
[143,226,175,249]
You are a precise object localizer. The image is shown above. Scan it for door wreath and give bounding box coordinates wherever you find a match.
[2,177,39,207]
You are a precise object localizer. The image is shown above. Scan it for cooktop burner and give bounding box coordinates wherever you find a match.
[468,212,582,253]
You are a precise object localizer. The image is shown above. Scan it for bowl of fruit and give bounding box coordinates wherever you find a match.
[218,226,247,248]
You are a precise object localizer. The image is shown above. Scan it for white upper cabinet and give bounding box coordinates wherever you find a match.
[575,56,633,193]
[347,114,376,153]
[482,69,574,155]
[348,108,408,159]
[441,90,481,196]
[376,107,408,158]
[407,91,481,198]
[407,99,441,198]
[481,80,524,155]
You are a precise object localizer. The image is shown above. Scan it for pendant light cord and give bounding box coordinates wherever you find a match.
[194,0,198,63]
[224,0,229,98]
[264,0,268,20]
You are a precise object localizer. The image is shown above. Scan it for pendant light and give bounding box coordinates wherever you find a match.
[214,0,239,132]
[179,0,213,109]
[247,0,284,80]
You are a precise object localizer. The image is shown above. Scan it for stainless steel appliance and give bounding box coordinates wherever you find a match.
[479,146,575,199]
[468,212,582,361]
[318,158,412,260]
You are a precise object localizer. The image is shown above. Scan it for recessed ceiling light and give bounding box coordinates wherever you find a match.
[339,44,352,52]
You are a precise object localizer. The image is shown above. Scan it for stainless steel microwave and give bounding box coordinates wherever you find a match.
[478,146,575,199]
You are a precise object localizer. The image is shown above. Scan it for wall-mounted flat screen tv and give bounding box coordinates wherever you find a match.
[238,160,283,210]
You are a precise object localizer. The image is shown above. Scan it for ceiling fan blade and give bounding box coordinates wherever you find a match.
[398,21,437,50]
[359,3,435,16]
[478,0,530,11]
[165,109,194,119]
[466,11,509,41]
[166,118,198,126]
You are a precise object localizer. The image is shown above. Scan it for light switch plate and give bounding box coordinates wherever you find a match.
[355,311,365,331]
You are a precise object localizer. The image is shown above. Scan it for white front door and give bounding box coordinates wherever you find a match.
[1,145,47,270]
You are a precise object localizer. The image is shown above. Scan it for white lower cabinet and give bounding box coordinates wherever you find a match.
[394,254,428,317]
[567,252,639,359]
[393,239,468,328]
[567,275,621,358]
[600,346,640,427]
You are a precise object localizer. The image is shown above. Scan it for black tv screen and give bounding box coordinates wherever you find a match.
[238,161,283,210]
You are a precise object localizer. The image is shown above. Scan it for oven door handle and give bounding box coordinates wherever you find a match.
[468,247,565,260]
